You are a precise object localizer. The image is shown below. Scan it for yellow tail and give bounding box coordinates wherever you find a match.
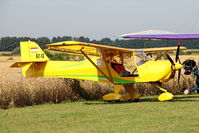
[10,41,49,77]
[20,41,49,62]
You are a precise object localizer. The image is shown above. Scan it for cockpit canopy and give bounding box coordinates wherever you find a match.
[134,51,150,66]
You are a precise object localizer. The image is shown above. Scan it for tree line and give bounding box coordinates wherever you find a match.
[1,36,199,52]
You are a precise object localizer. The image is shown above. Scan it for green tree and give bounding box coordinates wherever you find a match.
[36,37,51,48]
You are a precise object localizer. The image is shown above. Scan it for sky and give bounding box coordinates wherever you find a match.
[1,0,199,40]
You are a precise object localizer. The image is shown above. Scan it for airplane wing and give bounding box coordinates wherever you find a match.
[45,41,133,57]
[121,30,199,39]
[136,46,187,53]
[122,34,199,39]
[45,41,186,57]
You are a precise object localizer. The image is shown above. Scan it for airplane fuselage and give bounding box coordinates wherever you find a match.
[23,58,181,84]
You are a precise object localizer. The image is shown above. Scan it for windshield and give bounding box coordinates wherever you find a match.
[134,51,150,66]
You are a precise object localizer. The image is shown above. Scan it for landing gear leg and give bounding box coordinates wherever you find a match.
[151,83,174,101]
[102,84,141,101]
[122,84,141,101]
[102,85,122,101]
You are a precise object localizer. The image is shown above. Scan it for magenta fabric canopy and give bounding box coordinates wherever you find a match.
[122,34,199,39]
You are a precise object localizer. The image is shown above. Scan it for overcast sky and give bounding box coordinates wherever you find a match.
[1,0,199,39]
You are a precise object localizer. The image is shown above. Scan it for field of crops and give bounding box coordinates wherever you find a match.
[0,55,199,108]
[0,56,112,109]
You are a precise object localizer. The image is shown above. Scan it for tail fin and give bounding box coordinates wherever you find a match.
[10,41,49,77]
[20,41,49,61]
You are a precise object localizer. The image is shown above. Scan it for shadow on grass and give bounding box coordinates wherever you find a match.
[84,95,199,105]
[84,98,157,105]
[172,95,199,102]
[141,95,199,103]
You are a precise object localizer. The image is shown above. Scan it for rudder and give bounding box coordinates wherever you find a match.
[20,41,49,61]
[10,41,49,78]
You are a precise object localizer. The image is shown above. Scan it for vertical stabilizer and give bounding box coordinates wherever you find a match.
[20,41,49,62]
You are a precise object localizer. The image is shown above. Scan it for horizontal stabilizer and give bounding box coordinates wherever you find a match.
[10,61,47,68]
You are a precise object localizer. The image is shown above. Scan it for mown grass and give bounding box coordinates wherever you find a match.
[0,94,199,133]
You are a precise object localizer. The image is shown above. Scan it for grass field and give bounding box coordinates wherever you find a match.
[0,94,199,133]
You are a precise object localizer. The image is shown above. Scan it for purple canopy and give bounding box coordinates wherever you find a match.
[122,34,199,39]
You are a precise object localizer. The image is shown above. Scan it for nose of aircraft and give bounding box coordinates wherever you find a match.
[173,63,183,70]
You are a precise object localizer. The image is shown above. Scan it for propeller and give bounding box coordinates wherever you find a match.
[175,42,180,62]
[176,42,182,83]
[166,53,174,66]
[166,41,183,83]
[178,69,181,83]
[175,41,182,64]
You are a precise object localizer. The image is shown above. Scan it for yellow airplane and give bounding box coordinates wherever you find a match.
[11,40,186,102]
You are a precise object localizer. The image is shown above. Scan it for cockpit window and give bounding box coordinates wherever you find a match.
[134,51,150,66]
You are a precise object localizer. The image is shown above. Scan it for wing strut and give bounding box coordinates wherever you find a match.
[155,51,169,61]
[100,48,113,83]
[80,47,114,83]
